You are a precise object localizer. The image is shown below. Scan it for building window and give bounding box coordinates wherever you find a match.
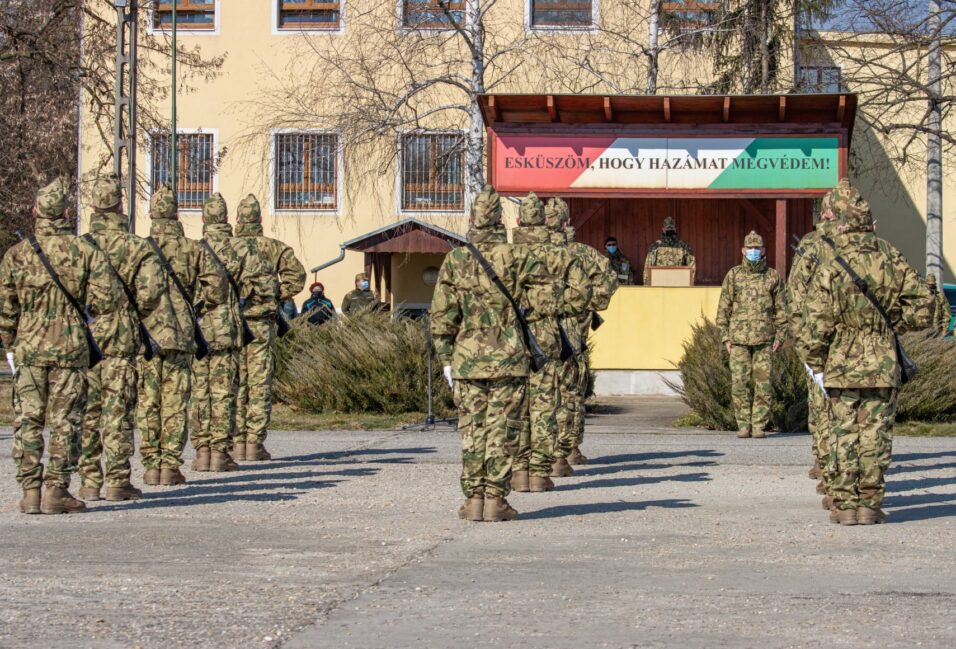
[530,1,594,28]
[401,133,464,212]
[274,133,339,211]
[152,1,216,31]
[277,0,341,30]
[660,1,722,29]
[151,133,215,210]
[797,66,843,93]
[403,1,465,29]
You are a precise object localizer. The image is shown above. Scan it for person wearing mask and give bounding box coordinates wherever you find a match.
[643,217,696,285]
[342,272,381,314]
[303,282,336,325]
[603,237,634,285]
[716,231,786,439]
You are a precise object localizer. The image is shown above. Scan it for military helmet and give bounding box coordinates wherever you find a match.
[355,272,367,282]
[149,184,178,220]
[844,197,874,231]
[927,273,938,288]
[470,185,502,229]
[519,192,545,226]
[91,174,123,211]
[237,194,262,223]
[544,197,570,231]
[821,178,859,221]
[202,192,228,224]
[744,230,764,248]
[35,177,70,219]
[663,216,677,232]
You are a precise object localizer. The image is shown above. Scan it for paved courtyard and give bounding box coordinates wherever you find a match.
[1,397,955,649]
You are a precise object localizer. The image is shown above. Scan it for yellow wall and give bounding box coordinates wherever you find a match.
[390,253,446,307]
[589,287,722,370]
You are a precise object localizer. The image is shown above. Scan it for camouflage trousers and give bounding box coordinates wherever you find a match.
[806,372,833,487]
[190,349,239,452]
[515,363,558,477]
[455,377,527,498]
[828,388,897,511]
[236,318,276,445]
[729,344,772,433]
[138,351,192,470]
[78,357,137,488]
[12,365,87,490]
[555,355,587,458]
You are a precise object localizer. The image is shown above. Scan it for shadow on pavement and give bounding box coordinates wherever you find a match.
[590,450,723,465]
[186,467,378,486]
[263,447,437,470]
[558,471,711,492]
[573,460,717,477]
[90,489,314,511]
[521,498,698,520]
[893,450,956,463]
[889,461,956,475]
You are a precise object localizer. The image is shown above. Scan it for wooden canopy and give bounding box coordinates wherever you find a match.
[341,218,465,254]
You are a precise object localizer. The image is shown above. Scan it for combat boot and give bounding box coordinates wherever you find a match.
[809,463,822,480]
[529,475,555,492]
[751,429,766,439]
[78,485,102,501]
[106,484,143,501]
[246,442,272,461]
[18,488,41,515]
[191,446,211,472]
[736,428,751,439]
[210,450,239,472]
[231,440,246,461]
[835,508,858,526]
[483,495,518,522]
[458,493,484,522]
[511,469,530,493]
[815,481,826,495]
[567,448,588,466]
[41,486,87,514]
[142,468,160,486]
[551,458,574,477]
[821,495,833,511]
[159,467,186,486]
[856,507,886,525]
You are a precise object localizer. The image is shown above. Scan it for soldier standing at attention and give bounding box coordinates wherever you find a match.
[643,217,696,285]
[0,178,120,514]
[926,273,950,337]
[139,185,227,486]
[603,236,634,285]
[431,186,537,522]
[189,193,247,472]
[77,175,182,501]
[798,194,932,525]
[511,193,590,492]
[232,195,306,461]
[342,272,381,314]
[716,231,786,439]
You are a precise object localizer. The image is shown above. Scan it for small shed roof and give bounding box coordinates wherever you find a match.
[341,218,465,254]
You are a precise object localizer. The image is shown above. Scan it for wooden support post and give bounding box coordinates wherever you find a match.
[775,199,788,277]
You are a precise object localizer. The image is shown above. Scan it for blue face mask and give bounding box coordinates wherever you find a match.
[360,280,370,291]
[606,244,618,254]
[745,248,763,263]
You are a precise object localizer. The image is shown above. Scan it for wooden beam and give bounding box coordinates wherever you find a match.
[778,96,787,121]
[603,96,613,122]
[775,199,788,277]
[837,94,846,122]
[547,95,558,122]
[572,201,605,230]
[663,97,671,123]
[736,199,774,233]
[722,96,730,122]
[488,95,499,122]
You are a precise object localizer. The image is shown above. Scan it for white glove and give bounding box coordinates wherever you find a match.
[812,372,827,394]
[5,351,14,375]
[443,365,453,389]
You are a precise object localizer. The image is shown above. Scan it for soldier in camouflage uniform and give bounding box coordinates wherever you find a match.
[139,185,227,486]
[342,272,381,314]
[926,273,951,337]
[0,178,121,514]
[603,236,635,285]
[787,178,855,505]
[431,186,540,521]
[643,217,696,285]
[797,194,933,525]
[77,175,183,501]
[716,231,787,439]
[545,198,617,467]
[189,193,247,472]
[512,193,590,490]
[232,194,306,461]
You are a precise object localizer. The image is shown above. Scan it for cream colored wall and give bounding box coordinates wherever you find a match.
[390,253,446,308]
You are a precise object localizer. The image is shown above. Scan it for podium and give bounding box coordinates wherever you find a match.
[647,266,694,287]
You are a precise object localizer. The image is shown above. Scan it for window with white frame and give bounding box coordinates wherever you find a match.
[152,1,217,31]
[529,0,594,28]
[797,66,843,93]
[274,133,339,211]
[400,133,464,212]
[402,0,465,29]
[276,0,342,30]
[151,133,215,210]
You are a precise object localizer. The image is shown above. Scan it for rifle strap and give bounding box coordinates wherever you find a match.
[147,237,197,321]
[820,236,896,331]
[199,239,241,301]
[465,242,528,334]
[82,234,138,311]
[26,234,90,327]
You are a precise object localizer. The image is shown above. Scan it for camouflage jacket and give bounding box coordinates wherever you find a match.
[232,222,306,320]
[566,238,618,349]
[931,288,951,337]
[431,229,541,379]
[342,289,380,314]
[643,236,695,285]
[716,258,787,346]
[512,225,591,360]
[200,222,248,351]
[149,218,228,354]
[797,231,933,388]
[0,216,121,368]
[86,210,185,357]
[605,250,635,285]
[786,222,839,355]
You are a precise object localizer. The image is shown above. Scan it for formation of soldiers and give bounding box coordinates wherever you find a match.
[604,217,696,286]
[3,176,305,515]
